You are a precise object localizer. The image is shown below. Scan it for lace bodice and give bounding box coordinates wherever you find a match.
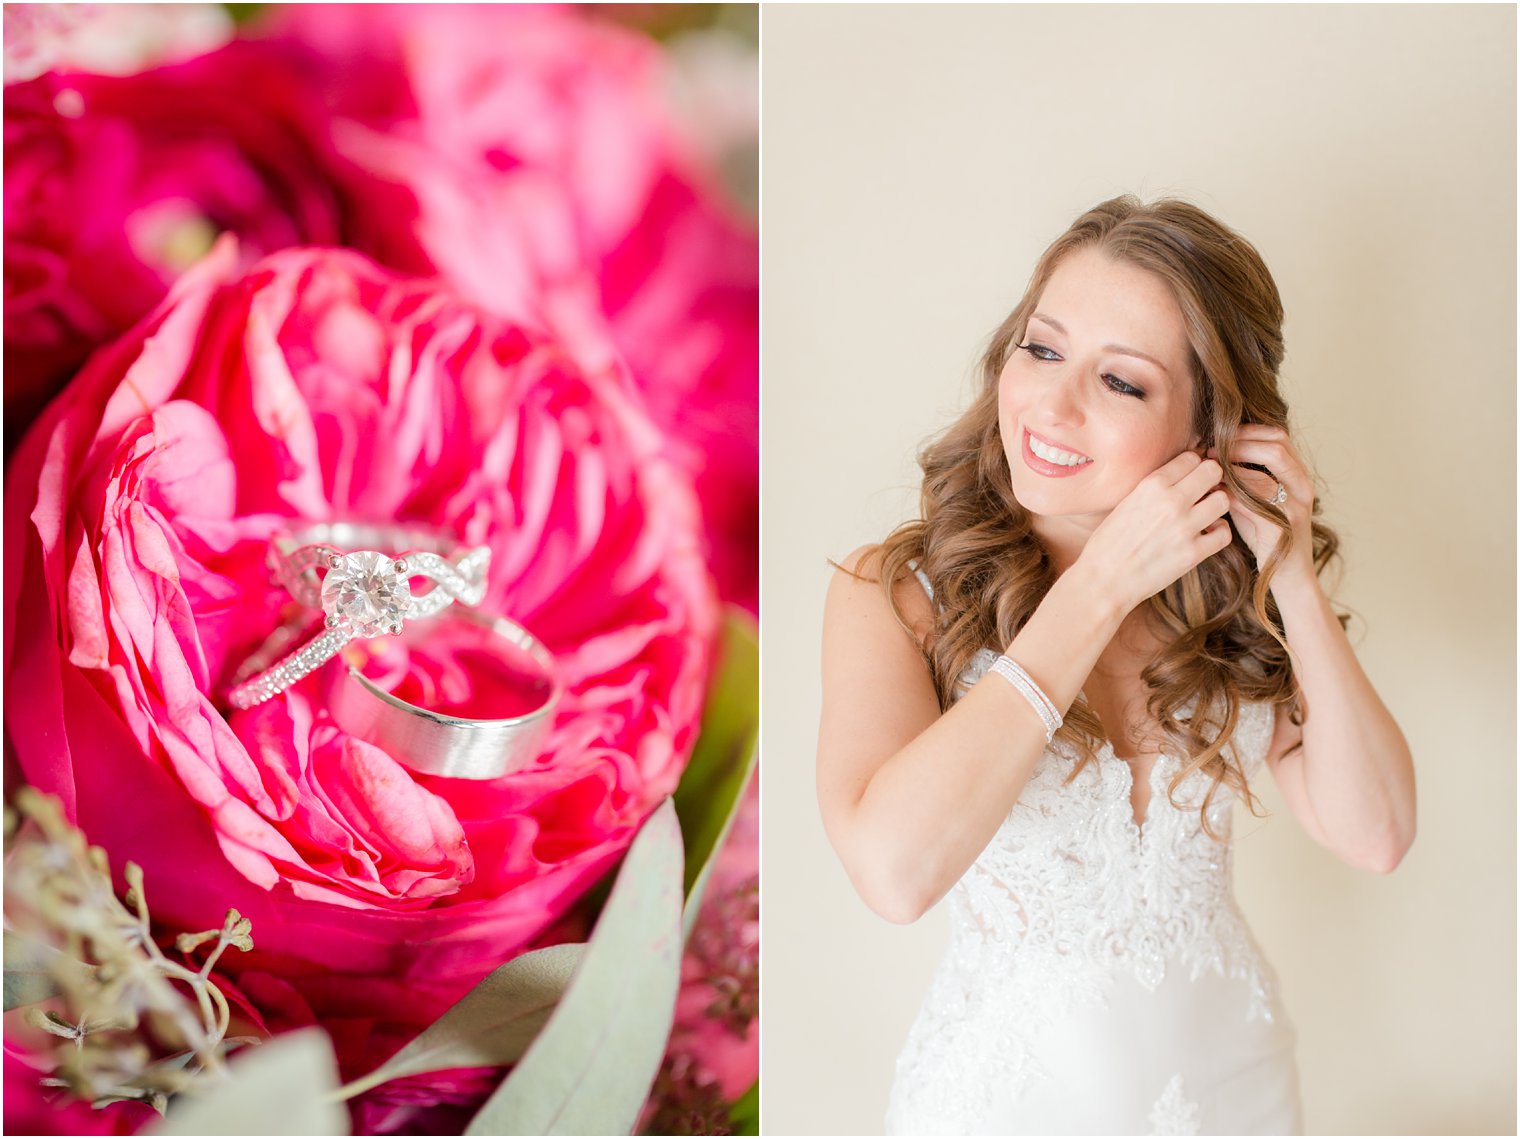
[952,648,1276,1005]
[887,648,1296,1135]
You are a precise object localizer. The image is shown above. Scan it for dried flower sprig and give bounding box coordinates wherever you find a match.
[642,1051,736,1137]
[688,874,758,1037]
[5,787,260,1114]
[639,871,760,1137]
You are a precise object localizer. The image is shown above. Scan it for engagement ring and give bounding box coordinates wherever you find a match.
[228,523,491,709]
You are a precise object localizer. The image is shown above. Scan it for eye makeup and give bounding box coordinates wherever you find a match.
[1014,342,1147,400]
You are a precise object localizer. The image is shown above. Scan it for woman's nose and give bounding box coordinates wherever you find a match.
[1034,368,1085,426]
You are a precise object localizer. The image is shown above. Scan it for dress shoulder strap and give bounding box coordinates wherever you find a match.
[908,560,1005,700]
[906,558,936,605]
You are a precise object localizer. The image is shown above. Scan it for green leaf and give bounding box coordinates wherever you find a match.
[674,610,758,933]
[465,799,685,1136]
[335,943,584,1101]
[728,1080,760,1135]
[154,1027,347,1136]
[221,4,267,27]
[5,930,71,1010]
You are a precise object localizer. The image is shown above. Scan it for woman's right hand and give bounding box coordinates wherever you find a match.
[1073,451,1233,611]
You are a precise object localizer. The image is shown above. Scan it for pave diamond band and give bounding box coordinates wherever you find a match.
[228,621,354,710]
[228,524,492,710]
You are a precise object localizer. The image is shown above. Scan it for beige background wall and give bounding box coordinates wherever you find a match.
[760,5,1515,1135]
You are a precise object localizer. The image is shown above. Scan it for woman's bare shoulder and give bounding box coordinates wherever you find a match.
[827,543,936,642]
[820,544,941,750]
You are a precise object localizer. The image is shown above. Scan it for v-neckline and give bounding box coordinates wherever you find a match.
[1082,685,1198,838]
[1101,739,1168,837]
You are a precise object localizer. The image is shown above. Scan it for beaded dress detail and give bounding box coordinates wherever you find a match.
[884,574,1302,1136]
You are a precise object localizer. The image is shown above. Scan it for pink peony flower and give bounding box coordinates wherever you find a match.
[261,4,759,610]
[4,7,757,610]
[596,174,757,615]
[2,38,433,447]
[3,240,717,1087]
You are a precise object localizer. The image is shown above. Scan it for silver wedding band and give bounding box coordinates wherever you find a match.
[327,607,562,779]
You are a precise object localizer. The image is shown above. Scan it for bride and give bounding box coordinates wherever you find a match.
[816,196,1415,1135]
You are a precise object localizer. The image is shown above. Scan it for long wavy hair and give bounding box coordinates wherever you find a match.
[869,196,1342,838]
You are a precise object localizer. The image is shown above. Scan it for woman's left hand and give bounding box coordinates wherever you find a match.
[1208,424,1318,590]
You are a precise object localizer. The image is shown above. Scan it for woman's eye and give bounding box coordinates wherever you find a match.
[1102,373,1146,399]
[1017,342,1145,399]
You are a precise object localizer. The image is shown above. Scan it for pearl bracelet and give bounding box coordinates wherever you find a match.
[988,655,1063,742]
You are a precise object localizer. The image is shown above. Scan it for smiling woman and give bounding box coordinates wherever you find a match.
[814,196,1416,1134]
[1000,249,1199,523]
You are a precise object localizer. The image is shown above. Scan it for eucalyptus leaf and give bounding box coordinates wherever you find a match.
[335,942,584,1101]
[674,611,758,933]
[465,799,684,1136]
[728,1080,760,1135]
[680,751,756,943]
[154,1027,346,1136]
[5,930,70,1010]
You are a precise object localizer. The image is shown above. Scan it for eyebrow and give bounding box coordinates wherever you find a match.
[1029,312,1171,376]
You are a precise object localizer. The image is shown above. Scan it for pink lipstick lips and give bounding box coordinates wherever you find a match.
[1021,428,1093,478]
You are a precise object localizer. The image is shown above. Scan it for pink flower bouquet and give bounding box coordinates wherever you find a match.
[3,5,757,1136]
[4,1,758,611]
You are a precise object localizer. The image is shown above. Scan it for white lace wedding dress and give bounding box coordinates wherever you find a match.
[884,647,1302,1136]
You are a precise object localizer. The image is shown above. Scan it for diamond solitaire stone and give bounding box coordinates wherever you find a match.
[320,551,411,637]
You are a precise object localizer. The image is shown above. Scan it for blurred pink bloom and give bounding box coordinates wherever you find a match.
[4,241,717,1087]
[348,1068,503,1137]
[2,39,433,445]
[4,6,757,610]
[263,4,759,610]
[2,1046,154,1135]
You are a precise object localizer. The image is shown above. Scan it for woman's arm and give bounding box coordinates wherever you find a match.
[818,452,1231,923]
[818,548,1128,923]
[1217,425,1416,872]
[1262,574,1416,872]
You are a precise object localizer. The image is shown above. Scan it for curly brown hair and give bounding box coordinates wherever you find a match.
[867,195,1342,838]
